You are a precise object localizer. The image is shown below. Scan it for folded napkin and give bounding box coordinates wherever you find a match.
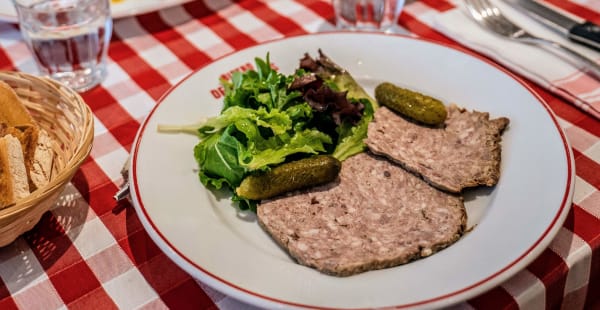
[432,0,600,120]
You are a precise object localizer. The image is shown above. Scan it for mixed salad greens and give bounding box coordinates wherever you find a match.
[159,50,376,210]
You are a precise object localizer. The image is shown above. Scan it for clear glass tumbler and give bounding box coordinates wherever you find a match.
[12,0,112,92]
[332,0,405,33]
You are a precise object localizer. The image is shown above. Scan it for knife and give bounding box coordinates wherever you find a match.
[507,0,600,51]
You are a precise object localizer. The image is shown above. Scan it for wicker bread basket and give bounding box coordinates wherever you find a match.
[0,71,94,247]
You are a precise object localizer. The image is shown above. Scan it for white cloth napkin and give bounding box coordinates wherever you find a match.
[432,0,600,119]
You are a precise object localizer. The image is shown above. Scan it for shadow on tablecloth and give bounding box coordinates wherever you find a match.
[0,169,90,294]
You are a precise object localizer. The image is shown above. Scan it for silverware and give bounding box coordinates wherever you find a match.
[464,0,600,80]
[505,0,600,51]
[114,156,130,201]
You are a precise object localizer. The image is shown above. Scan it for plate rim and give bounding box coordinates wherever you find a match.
[129,32,575,309]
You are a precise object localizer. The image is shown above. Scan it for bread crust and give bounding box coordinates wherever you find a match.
[0,81,35,128]
[0,136,13,208]
[0,82,55,208]
[0,135,30,208]
[0,124,40,189]
[29,129,54,190]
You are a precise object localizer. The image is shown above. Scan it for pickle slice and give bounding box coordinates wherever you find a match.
[375,82,447,125]
[236,155,341,200]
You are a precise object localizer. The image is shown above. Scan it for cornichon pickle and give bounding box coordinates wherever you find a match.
[236,155,341,200]
[375,82,447,125]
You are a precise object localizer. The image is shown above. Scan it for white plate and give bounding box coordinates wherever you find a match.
[0,0,194,23]
[130,33,574,309]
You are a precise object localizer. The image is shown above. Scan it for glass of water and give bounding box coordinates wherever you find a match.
[12,0,112,92]
[332,0,405,33]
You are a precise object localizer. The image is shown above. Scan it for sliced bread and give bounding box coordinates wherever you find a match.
[29,128,54,190]
[0,81,35,128]
[0,134,30,209]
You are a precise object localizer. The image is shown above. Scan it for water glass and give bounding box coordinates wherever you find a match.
[12,0,112,92]
[332,0,404,32]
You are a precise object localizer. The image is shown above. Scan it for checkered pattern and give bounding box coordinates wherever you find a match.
[427,0,600,119]
[0,0,598,309]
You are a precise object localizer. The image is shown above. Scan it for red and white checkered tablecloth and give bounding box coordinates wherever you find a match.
[0,0,598,309]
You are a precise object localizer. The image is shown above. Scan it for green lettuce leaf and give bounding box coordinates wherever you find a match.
[198,106,292,138]
[160,52,376,211]
[333,98,375,161]
[241,129,332,170]
[194,126,247,189]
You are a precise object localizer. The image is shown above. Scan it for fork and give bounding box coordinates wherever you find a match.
[464,0,600,80]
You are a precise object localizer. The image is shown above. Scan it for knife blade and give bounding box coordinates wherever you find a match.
[507,0,600,51]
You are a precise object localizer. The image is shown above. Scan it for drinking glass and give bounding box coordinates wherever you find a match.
[12,0,112,92]
[332,0,405,33]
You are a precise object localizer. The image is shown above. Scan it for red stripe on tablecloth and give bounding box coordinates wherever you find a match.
[542,0,600,23]
[0,48,15,71]
[135,12,213,70]
[0,299,18,310]
[570,205,600,244]
[118,223,215,308]
[575,116,600,140]
[81,88,139,150]
[0,23,18,71]
[181,0,215,19]
[573,149,600,189]
[49,261,111,306]
[183,1,257,50]
[538,83,600,139]
[161,278,219,310]
[562,285,588,310]
[589,298,600,310]
[24,212,82,276]
[92,182,126,218]
[138,253,215,306]
[237,1,308,36]
[419,0,455,12]
[0,278,18,310]
[398,12,455,45]
[585,256,600,310]
[71,160,119,216]
[118,226,164,263]
[307,0,336,22]
[117,223,213,305]
[467,286,519,309]
[100,202,144,243]
[23,213,116,307]
[137,250,196,293]
[108,36,172,101]
[71,159,214,308]
[526,249,569,309]
[528,82,599,134]
[67,287,119,310]
[106,119,141,152]
[561,206,576,232]
[567,205,600,309]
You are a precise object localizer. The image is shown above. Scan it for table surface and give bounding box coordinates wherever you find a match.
[0,1,598,309]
